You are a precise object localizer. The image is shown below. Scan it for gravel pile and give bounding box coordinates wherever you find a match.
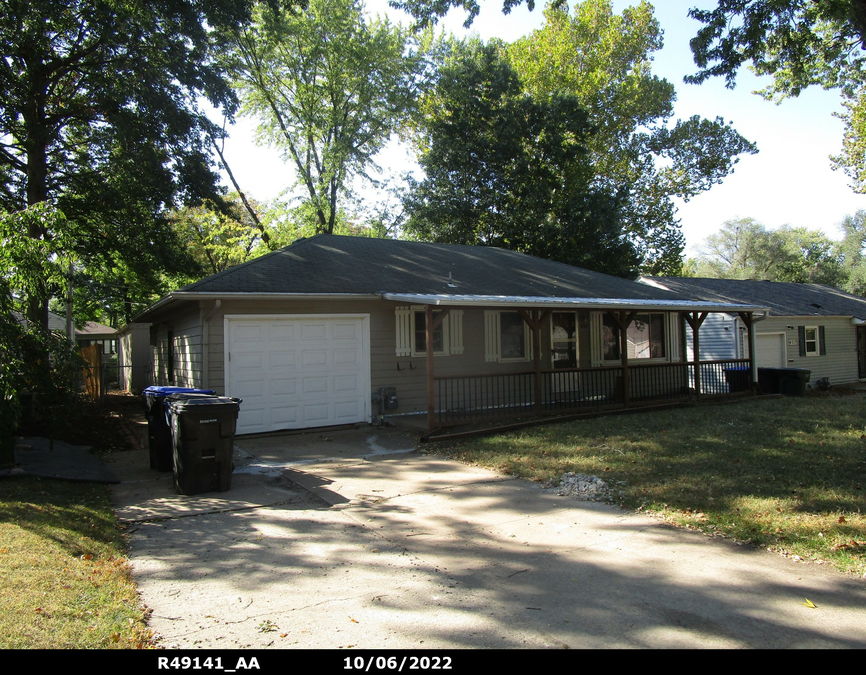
[551,472,612,501]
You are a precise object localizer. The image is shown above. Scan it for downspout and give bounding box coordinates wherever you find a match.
[201,300,221,391]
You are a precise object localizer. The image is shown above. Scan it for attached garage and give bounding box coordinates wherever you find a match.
[225,315,371,435]
[756,332,786,368]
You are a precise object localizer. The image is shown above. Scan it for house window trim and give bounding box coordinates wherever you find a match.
[484,310,532,363]
[803,325,820,357]
[395,305,463,357]
[596,311,671,365]
[550,311,579,369]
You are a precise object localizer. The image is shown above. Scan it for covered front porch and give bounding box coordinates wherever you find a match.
[383,293,767,438]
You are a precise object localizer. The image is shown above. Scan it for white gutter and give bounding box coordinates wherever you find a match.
[134,292,379,321]
[380,293,769,314]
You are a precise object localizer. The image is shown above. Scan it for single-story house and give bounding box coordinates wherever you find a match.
[133,235,766,436]
[642,277,866,387]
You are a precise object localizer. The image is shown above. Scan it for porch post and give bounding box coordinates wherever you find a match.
[738,311,758,391]
[518,308,551,415]
[425,305,451,434]
[609,310,635,408]
[683,311,709,400]
[426,305,435,435]
[532,309,542,414]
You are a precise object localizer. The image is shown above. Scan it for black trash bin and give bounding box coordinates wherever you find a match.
[167,394,241,496]
[142,386,214,472]
[723,366,750,393]
[757,368,781,395]
[758,367,811,396]
[777,368,811,397]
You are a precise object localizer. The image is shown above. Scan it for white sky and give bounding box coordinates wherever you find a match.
[213,0,866,256]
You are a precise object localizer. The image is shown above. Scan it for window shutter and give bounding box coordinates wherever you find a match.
[484,311,500,362]
[798,326,806,357]
[395,306,411,356]
[449,310,464,355]
[819,325,826,355]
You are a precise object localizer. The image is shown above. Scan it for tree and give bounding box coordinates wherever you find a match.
[404,39,639,277]
[839,209,866,294]
[694,217,844,285]
[170,195,272,278]
[227,0,425,235]
[506,1,757,274]
[686,1,866,192]
[391,0,565,27]
[0,0,269,330]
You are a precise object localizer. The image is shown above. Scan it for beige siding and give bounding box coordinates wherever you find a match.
[754,316,858,385]
[150,298,705,419]
[149,314,203,388]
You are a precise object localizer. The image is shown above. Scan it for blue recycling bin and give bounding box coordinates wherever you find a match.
[166,394,241,495]
[142,386,214,472]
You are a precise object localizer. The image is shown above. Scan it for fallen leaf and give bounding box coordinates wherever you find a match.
[838,516,847,524]
[802,598,817,609]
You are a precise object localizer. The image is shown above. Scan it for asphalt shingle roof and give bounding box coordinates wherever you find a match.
[647,277,866,320]
[180,235,684,301]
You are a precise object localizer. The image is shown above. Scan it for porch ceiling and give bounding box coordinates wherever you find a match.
[380,293,769,314]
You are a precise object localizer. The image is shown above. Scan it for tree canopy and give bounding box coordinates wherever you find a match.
[686,0,866,192]
[227,0,425,235]
[505,1,757,274]
[404,39,639,276]
[0,0,270,329]
[691,217,845,286]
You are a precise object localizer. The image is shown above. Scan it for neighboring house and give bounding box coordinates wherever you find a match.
[75,320,118,355]
[133,235,765,436]
[642,277,866,387]
[117,323,151,394]
[13,311,118,353]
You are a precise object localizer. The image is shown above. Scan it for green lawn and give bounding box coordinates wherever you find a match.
[439,393,866,576]
[0,476,151,648]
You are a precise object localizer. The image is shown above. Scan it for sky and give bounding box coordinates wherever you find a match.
[213,0,866,256]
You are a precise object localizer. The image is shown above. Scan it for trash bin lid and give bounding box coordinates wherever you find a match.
[167,395,241,412]
[143,386,215,400]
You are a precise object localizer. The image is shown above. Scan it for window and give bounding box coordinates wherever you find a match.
[551,312,577,369]
[484,311,531,362]
[394,306,463,357]
[799,325,824,357]
[602,313,666,362]
[414,309,446,355]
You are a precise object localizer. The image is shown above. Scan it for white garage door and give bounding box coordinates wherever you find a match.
[225,315,371,435]
[756,333,786,368]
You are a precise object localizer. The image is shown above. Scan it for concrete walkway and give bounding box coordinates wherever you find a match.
[109,426,866,649]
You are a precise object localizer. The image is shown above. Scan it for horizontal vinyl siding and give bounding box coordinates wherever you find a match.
[756,317,858,385]
[685,313,739,361]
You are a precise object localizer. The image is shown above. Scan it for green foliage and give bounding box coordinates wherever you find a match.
[391,0,566,28]
[694,217,845,285]
[170,194,273,278]
[506,1,757,274]
[404,39,639,276]
[687,0,866,192]
[838,210,866,294]
[0,205,84,455]
[228,0,425,235]
[0,0,269,330]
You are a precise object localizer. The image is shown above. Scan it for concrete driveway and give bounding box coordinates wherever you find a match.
[110,425,866,649]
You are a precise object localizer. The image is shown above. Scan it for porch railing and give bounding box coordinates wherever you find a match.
[434,359,751,426]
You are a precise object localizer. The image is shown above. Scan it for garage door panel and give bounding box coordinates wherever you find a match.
[301,323,327,340]
[333,322,358,339]
[228,315,370,434]
[268,350,296,368]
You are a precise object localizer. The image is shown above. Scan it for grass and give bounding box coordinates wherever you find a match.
[0,475,152,648]
[438,392,866,577]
